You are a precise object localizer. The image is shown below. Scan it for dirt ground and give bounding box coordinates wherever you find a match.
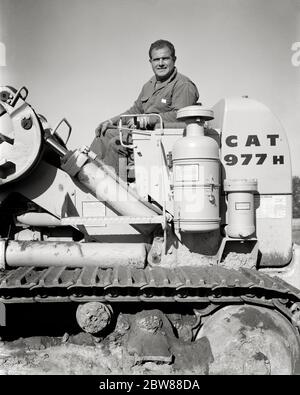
[0,335,174,375]
[1,305,298,376]
[0,306,211,376]
[1,303,300,376]
[0,337,210,376]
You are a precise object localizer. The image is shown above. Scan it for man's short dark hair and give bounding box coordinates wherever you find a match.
[149,39,176,59]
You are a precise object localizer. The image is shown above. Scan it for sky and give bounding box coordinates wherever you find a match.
[0,0,300,174]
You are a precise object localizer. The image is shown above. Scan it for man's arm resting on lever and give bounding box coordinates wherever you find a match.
[95,99,144,137]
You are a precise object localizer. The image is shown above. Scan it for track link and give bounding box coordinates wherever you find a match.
[1,265,300,333]
[0,265,299,303]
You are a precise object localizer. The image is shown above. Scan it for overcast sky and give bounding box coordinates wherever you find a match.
[1,0,300,174]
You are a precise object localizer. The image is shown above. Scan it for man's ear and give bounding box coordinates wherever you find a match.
[173,56,177,62]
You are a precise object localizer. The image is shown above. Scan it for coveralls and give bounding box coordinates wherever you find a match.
[90,68,199,179]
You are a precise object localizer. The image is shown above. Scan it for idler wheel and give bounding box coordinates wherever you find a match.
[76,302,112,335]
[196,304,300,375]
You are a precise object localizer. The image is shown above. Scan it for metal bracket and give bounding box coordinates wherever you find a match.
[60,148,89,177]
[118,126,136,149]
[10,86,29,107]
[61,215,165,226]
[118,113,163,149]
[217,236,259,266]
[52,118,72,145]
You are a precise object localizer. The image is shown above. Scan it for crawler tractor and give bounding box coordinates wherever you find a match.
[0,86,300,374]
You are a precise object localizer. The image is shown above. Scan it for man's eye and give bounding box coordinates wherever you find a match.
[152,57,170,62]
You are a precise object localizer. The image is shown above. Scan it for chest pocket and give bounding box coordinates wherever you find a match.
[141,92,172,112]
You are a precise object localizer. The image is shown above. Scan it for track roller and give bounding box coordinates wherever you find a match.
[75,302,112,335]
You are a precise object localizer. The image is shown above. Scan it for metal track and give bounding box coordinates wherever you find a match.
[0,265,300,312]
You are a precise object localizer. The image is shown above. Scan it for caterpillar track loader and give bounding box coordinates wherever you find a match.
[0,85,300,374]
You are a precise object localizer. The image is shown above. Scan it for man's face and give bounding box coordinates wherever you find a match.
[150,46,176,81]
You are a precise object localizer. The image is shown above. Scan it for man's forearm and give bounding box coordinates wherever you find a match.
[108,101,143,126]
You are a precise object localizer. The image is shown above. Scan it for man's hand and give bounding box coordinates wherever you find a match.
[136,115,159,130]
[126,117,137,129]
[126,116,157,130]
[145,115,159,129]
[95,119,113,137]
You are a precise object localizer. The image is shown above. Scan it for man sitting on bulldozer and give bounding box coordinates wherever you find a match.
[91,39,199,180]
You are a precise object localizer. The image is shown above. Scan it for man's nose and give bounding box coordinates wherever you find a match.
[159,58,164,66]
